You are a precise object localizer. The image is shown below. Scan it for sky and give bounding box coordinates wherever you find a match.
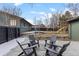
[0,3,69,24]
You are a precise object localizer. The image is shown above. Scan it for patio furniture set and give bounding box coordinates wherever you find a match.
[16,34,71,56]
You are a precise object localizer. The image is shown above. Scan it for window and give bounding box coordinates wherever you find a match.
[10,20,16,26]
[24,23,26,27]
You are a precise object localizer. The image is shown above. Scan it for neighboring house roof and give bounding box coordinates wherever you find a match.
[0,11,32,26]
[0,11,22,19]
[21,18,32,26]
[67,17,79,23]
[32,24,46,28]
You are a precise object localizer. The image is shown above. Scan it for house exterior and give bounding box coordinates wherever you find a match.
[20,18,32,32]
[32,24,59,31]
[32,24,47,31]
[68,17,79,41]
[0,11,32,32]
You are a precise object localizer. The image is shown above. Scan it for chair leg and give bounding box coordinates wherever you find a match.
[57,54,62,56]
[45,40,47,46]
[37,40,40,47]
[33,47,37,56]
[28,43,31,47]
[18,52,23,56]
[45,50,49,56]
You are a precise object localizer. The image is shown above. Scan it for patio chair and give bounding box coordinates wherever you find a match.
[45,41,71,56]
[16,40,37,56]
[45,34,57,47]
[28,35,39,47]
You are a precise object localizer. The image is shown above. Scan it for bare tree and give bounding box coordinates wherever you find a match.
[1,6,22,16]
[49,14,60,31]
[37,18,43,31]
[67,3,79,17]
[42,13,59,31]
[33,16,37,31]
[48,9,62,31]
[43,13,50,31]
[59,10,73,27]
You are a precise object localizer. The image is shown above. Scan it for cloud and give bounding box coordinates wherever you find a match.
[48,13,52,18]
[39,12,45,14]
[14,3,23,6]
[41,13,52,18]
[30,11,52,18]
[41,16,46,20]
[49,8,56,12]
[30,11,45,15]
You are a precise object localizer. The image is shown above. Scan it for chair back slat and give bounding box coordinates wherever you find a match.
[16,40,27,55]
[49,35,57,46]
[29,35,36,45]
[57,42,70,56]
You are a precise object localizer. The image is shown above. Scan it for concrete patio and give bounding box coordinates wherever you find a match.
[0,35,79,56]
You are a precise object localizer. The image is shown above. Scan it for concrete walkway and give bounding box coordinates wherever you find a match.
[0,36,29,56]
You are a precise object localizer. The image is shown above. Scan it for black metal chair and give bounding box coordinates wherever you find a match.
[45,35,59,51]
[16,40,37,56]
[28,35,39,47]
[45,41,71,56]
[45,35,57,47]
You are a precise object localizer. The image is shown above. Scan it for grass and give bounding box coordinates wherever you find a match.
[35,31,69,41]
[21,31,69,41]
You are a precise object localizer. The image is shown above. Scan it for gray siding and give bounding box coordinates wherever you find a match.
[0,13,7,26]
[20,20,31,32]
